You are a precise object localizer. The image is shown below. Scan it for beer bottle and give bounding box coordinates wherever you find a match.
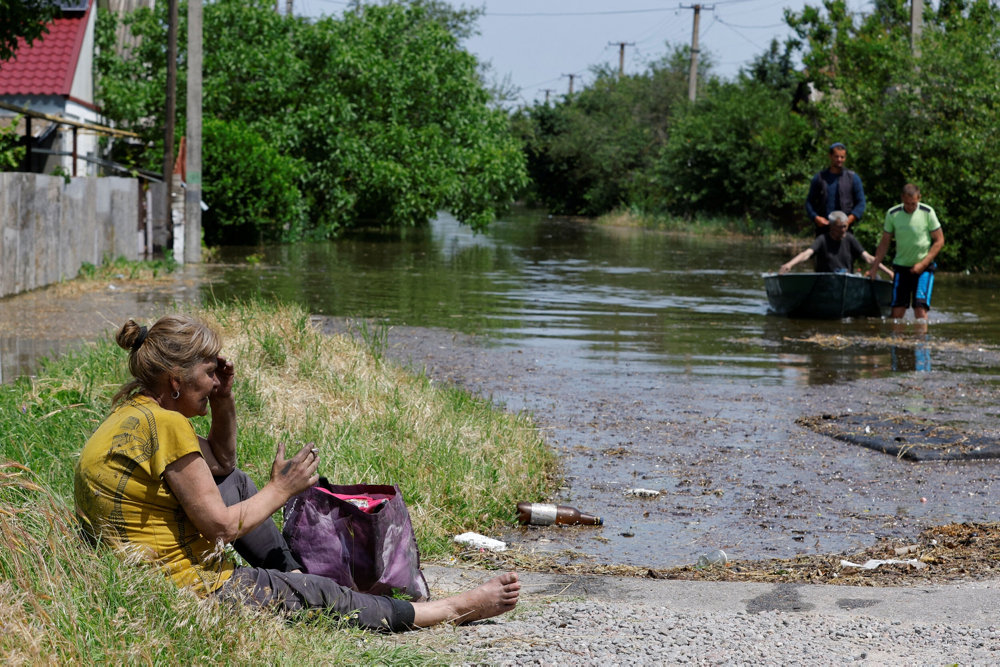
[516,502,603,526]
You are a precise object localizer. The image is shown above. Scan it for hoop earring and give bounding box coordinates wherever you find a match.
[171,390,180,400]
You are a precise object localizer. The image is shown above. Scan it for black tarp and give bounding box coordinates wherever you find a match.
[797,413,1000,462]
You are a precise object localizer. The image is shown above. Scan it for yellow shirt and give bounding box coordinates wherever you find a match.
[74,395,234,595]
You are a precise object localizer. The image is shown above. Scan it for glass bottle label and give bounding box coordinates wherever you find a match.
[531,503,557,525]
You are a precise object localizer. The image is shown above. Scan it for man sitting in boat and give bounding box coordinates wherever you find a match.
[779,211,893,279]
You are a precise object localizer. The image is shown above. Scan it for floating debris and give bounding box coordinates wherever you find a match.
[623,488,661,498]
[840,558,926,571]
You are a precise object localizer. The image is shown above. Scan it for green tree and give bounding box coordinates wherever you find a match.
[201,118,307,245]
[95,0,526,241]
[0,115,24,168]
[657,80,813,226]
[788,0,1000,269]
[289,3,526,235]
[515,48,691,216]
[0,0,58,63]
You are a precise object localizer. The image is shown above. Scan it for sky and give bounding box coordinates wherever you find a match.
[296,0,872,107]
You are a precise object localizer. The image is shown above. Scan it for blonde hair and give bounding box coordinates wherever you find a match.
[112,315,222,406]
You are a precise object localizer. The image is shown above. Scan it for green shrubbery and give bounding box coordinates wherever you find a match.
[95,0,526,243]
[515,0,1000,270]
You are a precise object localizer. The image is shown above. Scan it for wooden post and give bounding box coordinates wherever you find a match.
[24,116,31,171]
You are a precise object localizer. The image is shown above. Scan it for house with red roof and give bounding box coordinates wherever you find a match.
[0,0,100,176]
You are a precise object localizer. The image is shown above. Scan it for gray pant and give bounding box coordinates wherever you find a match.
[213,469,415,632]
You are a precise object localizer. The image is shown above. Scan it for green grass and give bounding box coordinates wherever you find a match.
[596,207,786,238]
[77,254,179,281]
[0,298,557,663]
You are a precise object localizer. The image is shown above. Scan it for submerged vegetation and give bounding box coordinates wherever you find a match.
[0,299,555,662]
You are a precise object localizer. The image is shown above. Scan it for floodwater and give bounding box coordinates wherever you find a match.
[4,209,1000,568]
[204,211,1000,382]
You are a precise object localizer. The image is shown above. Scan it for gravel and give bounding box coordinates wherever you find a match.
[435,600,998,665]
[406,567,1000,664]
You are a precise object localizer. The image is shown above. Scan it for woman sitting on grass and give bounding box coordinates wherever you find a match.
[73,315,519,631]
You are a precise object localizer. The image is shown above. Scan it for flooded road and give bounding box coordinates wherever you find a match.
[368,320,1000,568]
[3,210,1000,568]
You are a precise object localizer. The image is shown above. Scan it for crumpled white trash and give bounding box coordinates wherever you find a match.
[454,532,507,552]
[840,558,926,570]
[623,488,661,498]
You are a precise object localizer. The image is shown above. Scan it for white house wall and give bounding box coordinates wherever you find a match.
[69,4,96,103]
[63,99,101,176]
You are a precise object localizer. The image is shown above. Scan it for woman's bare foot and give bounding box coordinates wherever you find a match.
[411,572,520,627]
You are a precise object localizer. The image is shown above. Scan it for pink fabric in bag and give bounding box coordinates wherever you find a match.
[312,486,387,513]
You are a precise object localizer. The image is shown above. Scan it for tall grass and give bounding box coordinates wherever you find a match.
[596,207,784,238]
[0,299,556,662]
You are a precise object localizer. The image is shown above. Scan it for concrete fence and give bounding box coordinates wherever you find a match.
[0,172,143,298]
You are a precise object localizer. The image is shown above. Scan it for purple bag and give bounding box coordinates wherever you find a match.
[282,479,430,601]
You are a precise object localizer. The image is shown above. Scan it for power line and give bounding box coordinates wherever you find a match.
[715,17,769,51]
[714,17,786,29]
[487,7,677,18]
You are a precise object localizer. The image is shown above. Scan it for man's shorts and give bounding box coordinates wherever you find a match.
[891,263,935,310]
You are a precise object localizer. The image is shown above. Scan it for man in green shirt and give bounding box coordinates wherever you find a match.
[868,183,945,320]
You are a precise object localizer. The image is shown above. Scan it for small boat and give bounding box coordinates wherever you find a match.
[763,272,893,319]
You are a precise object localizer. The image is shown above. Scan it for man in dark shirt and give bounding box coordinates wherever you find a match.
[780,212,893,278]
[805,142,866,235]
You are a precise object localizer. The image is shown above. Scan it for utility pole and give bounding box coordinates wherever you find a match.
[608,41,634,77]
[164,0,178,259]
[542,88,555,104]
[185,0,203,263]
[562,73,576,96]
[910,0,923,57]
[682,4,713,102]
[286,0,293,15]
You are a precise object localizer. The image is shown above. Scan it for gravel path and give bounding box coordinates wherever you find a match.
[447,601,996,665]
[416,568,1000,665]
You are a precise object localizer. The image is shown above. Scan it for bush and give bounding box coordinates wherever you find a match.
[657,81,813,229]
[202,118,307,244]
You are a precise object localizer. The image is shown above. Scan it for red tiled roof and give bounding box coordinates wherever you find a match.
[0,0,93,96]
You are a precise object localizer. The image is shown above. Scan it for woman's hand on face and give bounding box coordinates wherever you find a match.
[269,442,320,497]
[212,356,235,400]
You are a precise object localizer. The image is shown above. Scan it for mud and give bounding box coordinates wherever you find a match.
[357,320,1000,572]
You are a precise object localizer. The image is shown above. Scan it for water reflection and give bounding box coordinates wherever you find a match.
[0,282,197,384]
